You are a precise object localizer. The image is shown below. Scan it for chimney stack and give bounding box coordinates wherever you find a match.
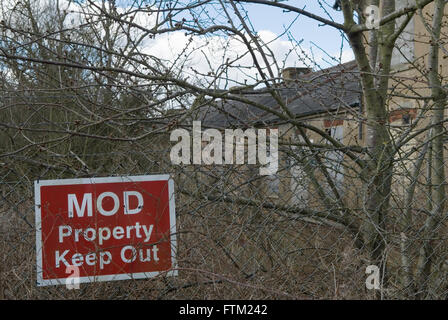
[281,67,312,81]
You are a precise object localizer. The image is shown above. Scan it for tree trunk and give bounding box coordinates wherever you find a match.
[416,0,446,298]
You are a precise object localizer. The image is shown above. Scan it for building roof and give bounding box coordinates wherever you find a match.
[197,60,361,128]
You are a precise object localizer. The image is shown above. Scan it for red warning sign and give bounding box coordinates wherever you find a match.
[34,175,177,286]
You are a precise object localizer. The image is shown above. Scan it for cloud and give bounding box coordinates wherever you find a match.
[1,0,355,89]
[141,27,354,88]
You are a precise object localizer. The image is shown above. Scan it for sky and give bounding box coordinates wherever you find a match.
[133,0,355,87]
[110,0,354,70]
[1,0,355,87]
[243,0,351,65]
[162,0,355,86]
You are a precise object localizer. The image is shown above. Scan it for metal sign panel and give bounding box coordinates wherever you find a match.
[34,175,177,286]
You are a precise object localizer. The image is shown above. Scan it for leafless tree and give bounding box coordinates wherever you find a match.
[1,0,448,299]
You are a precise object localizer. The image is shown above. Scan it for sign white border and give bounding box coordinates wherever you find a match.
[34,174,178,287]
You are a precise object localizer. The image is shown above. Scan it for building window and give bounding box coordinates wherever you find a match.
[288,133,311,207]
[402,113,411,125]
[323,123,344,193]
[265,148,280,196]
[389,108,416,124]
[266,174,280,195]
